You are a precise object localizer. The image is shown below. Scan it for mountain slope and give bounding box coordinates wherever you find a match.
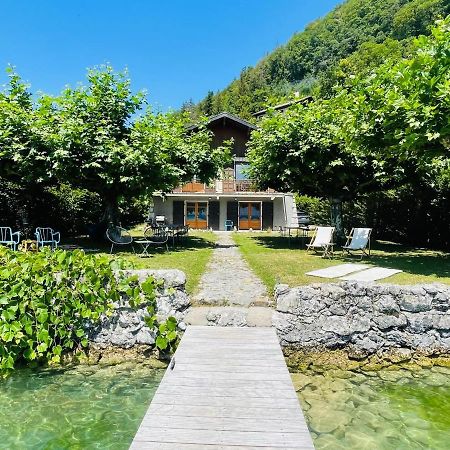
[189,0,449,119]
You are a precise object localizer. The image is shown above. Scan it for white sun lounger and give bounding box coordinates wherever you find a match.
[306,226,335,258]
[342,227,372,258]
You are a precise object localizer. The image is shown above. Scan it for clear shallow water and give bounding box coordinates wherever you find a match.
[293,367,450,449]
[0,363,163,450]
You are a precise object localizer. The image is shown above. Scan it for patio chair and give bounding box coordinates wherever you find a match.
[342,228,372,258]
[306,226,335,258]
[106,226,134,254]
[224,220,233,231]
[143,226,169,252]
[155,216,166,226]
[0,227,21,251]
[174,225,189,245]
[35,227,60,250]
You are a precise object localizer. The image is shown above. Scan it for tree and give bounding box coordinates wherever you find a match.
[48,66,228,226]
[246,99,403,241]
[0,68,49,184]
[393,0,450,39]
[348,17,450,176]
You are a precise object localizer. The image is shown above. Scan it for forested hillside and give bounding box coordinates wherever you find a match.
[188,0,449,119]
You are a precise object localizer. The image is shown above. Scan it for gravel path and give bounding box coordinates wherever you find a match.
[192,232,270,307]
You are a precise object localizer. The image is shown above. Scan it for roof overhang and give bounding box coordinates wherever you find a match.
[187,112,257,132]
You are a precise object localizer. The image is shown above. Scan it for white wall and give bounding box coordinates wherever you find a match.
[153,197,174,224]
[273,197,287,230]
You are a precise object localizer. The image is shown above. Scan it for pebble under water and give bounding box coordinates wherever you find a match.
[0,363,163,450]
[293,366,450,449]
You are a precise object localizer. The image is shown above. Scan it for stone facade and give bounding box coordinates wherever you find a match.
[274,282,450,357]
[88,269,190,348]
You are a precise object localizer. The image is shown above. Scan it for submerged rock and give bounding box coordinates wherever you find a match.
[307,406,352,433]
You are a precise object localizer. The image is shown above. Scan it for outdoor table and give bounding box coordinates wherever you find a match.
[286,226,311,248]
[134,239,155,257]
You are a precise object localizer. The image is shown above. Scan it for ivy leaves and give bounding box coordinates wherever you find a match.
[0,247,179,376]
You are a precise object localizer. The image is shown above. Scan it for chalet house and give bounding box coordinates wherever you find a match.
[152,112,297,231]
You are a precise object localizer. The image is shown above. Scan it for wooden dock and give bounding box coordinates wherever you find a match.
[130,326,314,449]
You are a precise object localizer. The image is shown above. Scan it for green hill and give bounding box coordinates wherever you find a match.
[189,0,449,119]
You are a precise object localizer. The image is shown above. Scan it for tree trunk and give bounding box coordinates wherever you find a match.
[104,194,119,228]
[330,198,345,244]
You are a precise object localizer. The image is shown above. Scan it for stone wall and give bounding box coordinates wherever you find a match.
[274,282,450,358]
[88,269,190,349]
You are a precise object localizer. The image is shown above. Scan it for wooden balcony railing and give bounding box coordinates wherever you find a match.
[173,179,275,194]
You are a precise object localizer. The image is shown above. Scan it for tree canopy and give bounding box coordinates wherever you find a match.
[247,17,450,239]
[0,66,228,226]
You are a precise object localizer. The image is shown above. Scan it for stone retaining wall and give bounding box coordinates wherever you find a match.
[274,282,450,358]
[88,269,190,349]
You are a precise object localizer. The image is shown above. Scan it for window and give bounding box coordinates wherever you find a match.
[235,162,250,180]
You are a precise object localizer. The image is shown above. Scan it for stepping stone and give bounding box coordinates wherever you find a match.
[340,267,402,282]
[185,306,274,327]
[306,263,369,279]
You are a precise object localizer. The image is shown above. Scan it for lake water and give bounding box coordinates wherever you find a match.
[0,363,163,449]
[293,366,450,449]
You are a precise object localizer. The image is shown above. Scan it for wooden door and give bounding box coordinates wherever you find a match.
[238,202,262,230]
[186,202,208,229]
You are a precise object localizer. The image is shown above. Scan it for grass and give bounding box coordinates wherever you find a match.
[232,231,450,294]
[69,227,217,294]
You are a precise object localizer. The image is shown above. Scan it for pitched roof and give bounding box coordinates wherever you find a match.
[187,112,257,131]
[253,95,313,118]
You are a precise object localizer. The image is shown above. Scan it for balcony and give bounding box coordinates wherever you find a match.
[172,179,275,194]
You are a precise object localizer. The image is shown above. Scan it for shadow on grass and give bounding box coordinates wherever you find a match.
[67,234,216,256]
[246,235,450,281]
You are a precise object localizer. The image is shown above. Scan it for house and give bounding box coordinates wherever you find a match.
[152,112,298,231]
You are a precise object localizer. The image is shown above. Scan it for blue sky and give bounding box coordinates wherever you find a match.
[1,0,342,111]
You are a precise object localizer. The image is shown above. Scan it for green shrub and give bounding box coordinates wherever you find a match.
[0,247,177,375]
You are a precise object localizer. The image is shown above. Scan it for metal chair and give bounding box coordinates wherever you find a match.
[225,220,233,231]
[106,226,134,254]
[35,227,60,250]
[0,227,21,251]
[143,226,169,252]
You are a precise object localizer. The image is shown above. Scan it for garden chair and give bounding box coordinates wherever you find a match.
[306,226,335,258]
[0,227,21,251]
[174,225,189,245]
[106,226,134,254]
[143,226,169,252]
[342,227,372,258]
[224,220,233,231]
[35,227,60,250]
[155,216,166,226]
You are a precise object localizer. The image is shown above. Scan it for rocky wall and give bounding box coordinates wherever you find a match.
[274,282,450,360]
[88,269,190,349]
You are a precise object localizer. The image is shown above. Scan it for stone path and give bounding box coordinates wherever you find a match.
[192,232,270,307]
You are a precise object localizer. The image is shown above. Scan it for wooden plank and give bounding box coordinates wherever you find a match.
[132,427,311,447]
[151,392,301,408]
[130,326,314,449]
[138,414,308,432]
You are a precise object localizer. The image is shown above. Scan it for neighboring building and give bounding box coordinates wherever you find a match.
[152,112,297,231]
[252,95,313,119]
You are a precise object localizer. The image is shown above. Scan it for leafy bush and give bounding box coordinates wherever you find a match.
[0,248,178,375]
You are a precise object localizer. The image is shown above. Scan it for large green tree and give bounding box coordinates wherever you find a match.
[47,66,226,225]
[247,18,449,240]
[247,98,407,240]
[347,17,450,179]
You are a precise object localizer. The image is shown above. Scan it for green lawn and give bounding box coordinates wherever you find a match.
[232,232,450,294]
[70,227,217,294]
